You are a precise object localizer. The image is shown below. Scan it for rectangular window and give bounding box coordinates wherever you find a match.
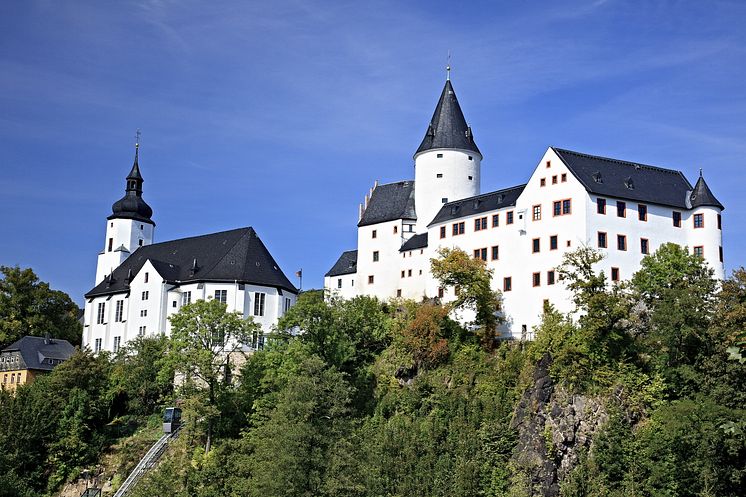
[598,231,607,248]
[480,248,487,261]
[597,198,606,214]
[563,199,571,215]
[108,238,113,252]
[373,251,379,262]
[638,204,647,221]
[144,272,149,283]
[172,300,177,308]
[553,201,561,216]
[140,309,147,317]
[94,338,102,353]
[717,214,722,230]
[474,217,487,231]
[491,245,499,260]
[532,238,540,253]
[181,291,191,306]
[408,269,412,277]
[552,175,558,184]
[532,205,541,221]
[397,289,402,297]
[546,160,551,168]
[401,270,405,278]
[693,246,704,258]
[503,277,512,292]
[438,287,444,298]
[138,326,146,336]
[673,211,682,227]
[97,302,105,324]
[641,238,649,254]
[452,222,465,235]
[547,270,555,285]
[540,178,546,187]
[368,275,374,284]
[253,292,266,316]
[372,230,377,239]
[617,201,626,218]
[617,234,627,251]
[393,226,398,234]
[337,278,342,289]
[720,246,723,262]
[113,336,121,353]
[507,211,514,224]
[550,235,558,250]
[561,173,567,182]
[492,214,499,227]
[440,226,446,239]
[611,267,620,282]
[693,213,704,228]
[284,298,292,313]
[532,272,541,287]
[115,300,124,322]
[215,289,227,304]
[142,291,149,301]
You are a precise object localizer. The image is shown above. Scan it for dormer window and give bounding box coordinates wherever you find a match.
[624,177,635,189]
[592,171,603,184]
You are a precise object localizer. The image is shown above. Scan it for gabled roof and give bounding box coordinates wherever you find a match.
[552,147,696,209]
[690,174,724,210]
[325,250,357,277]
[399,233,428,252]
[85,227,297,298]
[2,336,75,372]
[428,185,526,226]
[415,80,481,157]
[358,181,417,227]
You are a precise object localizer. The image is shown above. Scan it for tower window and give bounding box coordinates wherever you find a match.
[468,156,473,161]
[693,246,704,258]
[108,238,113,252]
[142,291,149,300]
[144,272,149,283]
[693,213,704,228]
[437,173,443,178]
[393,226,398,234]
[718,214,722,230]
[372,230,377,239]
[138,239,143,246]
[720,246,723,262]
[468,176,473,180]
[442,198,448,203]
[437,153,443,158]
[546,160,551,168]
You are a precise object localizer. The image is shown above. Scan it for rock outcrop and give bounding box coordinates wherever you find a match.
[511,354,608,496]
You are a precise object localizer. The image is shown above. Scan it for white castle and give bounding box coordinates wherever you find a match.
[82,144,298,354]
[324,77,725,339]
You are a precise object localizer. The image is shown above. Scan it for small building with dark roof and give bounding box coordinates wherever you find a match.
[1,336,75,392]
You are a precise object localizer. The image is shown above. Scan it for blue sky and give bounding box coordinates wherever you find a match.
[1,0,745,304]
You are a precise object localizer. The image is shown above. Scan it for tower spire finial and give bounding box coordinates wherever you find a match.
[446,50,451,81]
[135,128,141,150]
[699,167,703,177]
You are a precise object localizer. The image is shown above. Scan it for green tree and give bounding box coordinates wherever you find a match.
[167,298,259,453]
[431,247,502,349]
[0,265,82,348]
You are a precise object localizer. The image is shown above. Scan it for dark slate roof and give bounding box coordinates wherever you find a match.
[325,250,358,277]
[415,80,481,157]
[428,185,526,226]
[399,233,428,252]
[690,174,724,210]
[109,145,154,225]
[86,227,298,298]
[552,148,695,209]
[2,336,75,372]
[358,181,417,227]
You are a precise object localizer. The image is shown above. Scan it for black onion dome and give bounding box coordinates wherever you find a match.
[108,145,155,225]
[415,79,481,158]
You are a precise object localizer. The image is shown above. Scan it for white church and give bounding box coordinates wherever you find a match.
[82,145,298,354]
[324,76,725,339]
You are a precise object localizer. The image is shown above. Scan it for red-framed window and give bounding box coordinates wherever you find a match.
[550,235,558,250]
[617,234,627,251]
[597,198,606,214]
[611,267,620,282]
[492,214,499,227]
[547,270,555,285]
[694,213,704,229]
[507,211,514,224]
[532,205,542,221]
[452,222,465,235]
[617,201,626,218]
[532,272,541,287]
[440,226,446,238]
[503,277,512,292]
[641,238,649,254]
[491,245,499,260]
[673,211,682,227]
[638,204,647,221]
[532,238,540,253]
[598,231,607,248]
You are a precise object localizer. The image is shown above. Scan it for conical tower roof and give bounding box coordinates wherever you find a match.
[690,172,724,210]
[415,79,480,158]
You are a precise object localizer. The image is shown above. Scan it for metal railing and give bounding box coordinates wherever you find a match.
[111,426,181,497]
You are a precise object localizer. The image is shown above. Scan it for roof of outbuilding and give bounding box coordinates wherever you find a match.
[325,250,358,277]
[690,174,724,210]
[428,185,526,226]
[358,181,417,227]
[552,147,697,209]
[2,336,75,372]
[85,227,298,298]
[399,233,428,252]
[415,80,481,157]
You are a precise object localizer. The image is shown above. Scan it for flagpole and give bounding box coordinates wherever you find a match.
[296,269,303,291]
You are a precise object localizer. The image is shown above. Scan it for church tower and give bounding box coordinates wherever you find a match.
[95,141,155,284]
[414,76,481,232]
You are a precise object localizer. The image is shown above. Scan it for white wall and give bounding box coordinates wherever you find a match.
[95,218,154,284]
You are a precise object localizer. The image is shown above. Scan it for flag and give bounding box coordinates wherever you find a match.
[295,269,302,278]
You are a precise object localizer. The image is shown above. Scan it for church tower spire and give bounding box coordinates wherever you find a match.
[95,136,156,285]
[413,75,482,232]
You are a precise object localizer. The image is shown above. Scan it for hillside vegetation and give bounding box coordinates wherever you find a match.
[1,244,745,496]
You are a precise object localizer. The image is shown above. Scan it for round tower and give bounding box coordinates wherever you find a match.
[414,78,481,232]
[687,171,724,279]
[95,141,155,284]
